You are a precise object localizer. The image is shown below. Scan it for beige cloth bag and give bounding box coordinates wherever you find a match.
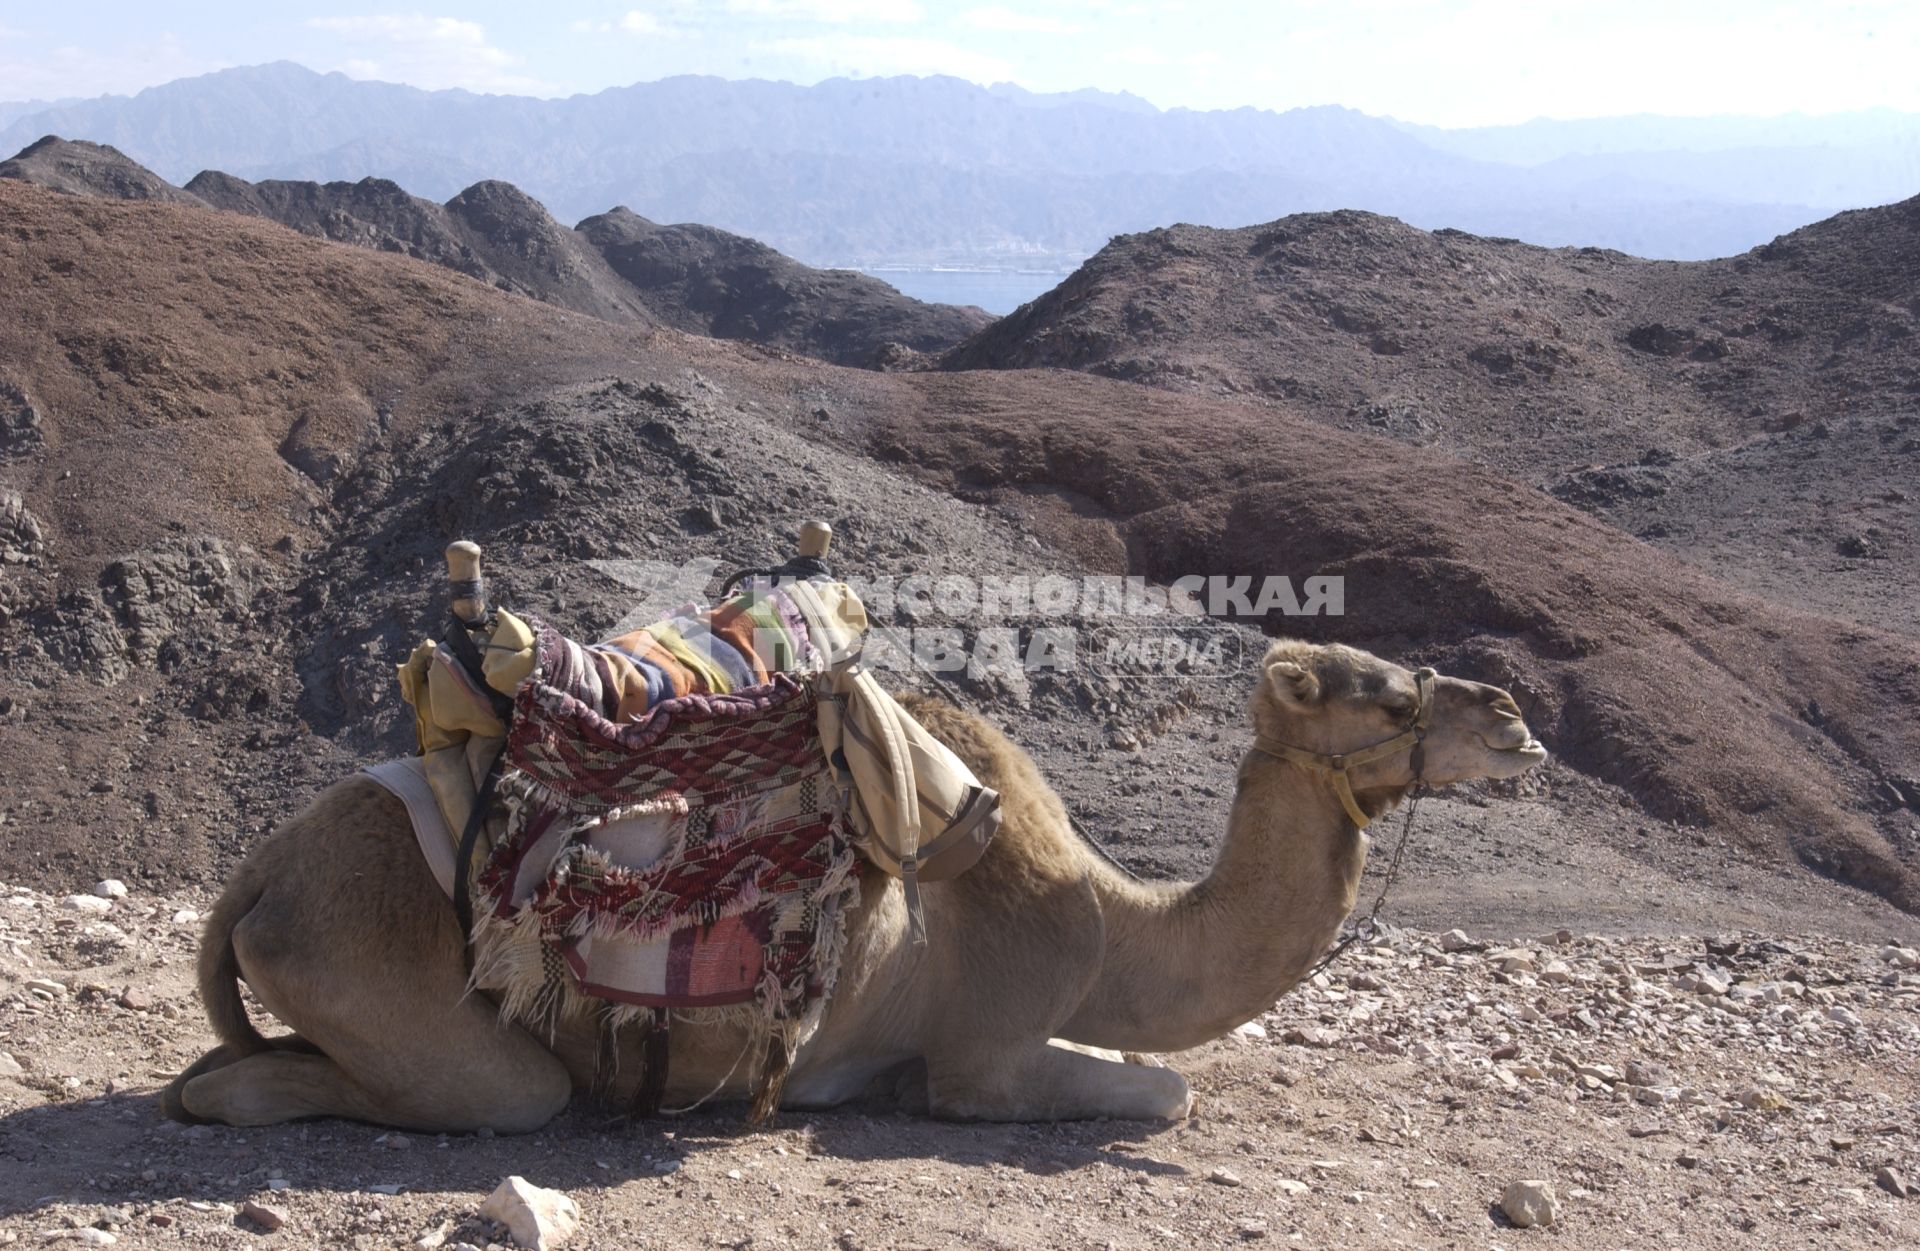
[786,580,1002,943]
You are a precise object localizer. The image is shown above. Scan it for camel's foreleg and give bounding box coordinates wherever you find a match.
[924,1038,1192,1122]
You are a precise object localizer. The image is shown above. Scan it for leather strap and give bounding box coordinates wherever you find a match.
[1250,667,1436,830]
[451,748,504,974]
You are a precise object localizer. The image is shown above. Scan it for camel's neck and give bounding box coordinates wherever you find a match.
[1059,750,1369,1052]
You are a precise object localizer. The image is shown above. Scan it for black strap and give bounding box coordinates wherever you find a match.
[452,751,505,975]
[719,553,834,599]
[442,614,515,722]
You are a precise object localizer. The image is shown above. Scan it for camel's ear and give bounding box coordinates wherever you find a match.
[1264,659,1321,711]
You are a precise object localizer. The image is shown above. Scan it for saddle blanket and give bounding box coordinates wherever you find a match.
[373,581,864,1055]
[371,572,998,1115]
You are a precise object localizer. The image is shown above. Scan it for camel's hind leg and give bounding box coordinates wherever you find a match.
[174,780,571,1133]
[926,1039,1192,1122]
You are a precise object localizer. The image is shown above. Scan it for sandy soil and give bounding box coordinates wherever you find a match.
[3,877,1916,1250]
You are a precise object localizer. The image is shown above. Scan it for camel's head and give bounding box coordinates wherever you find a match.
[1249,640,1546,818]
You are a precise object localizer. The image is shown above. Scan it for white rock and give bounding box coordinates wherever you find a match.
[1440,929,1484,953]
[1737,1086,1789,1111]
[1274,1178,1310,1195]
[480,1177,579,1251]
[0,1050,23,1078]
[1232,1020,1268,1041]
[1879,945,1919,969]
[1501,1179,1560,1228]
[1207,1167,1244,1187]
[171,909,200,926]
[91,879,129,899]
[62,894,112,914]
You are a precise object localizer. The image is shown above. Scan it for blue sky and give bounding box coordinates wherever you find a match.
[1,1,1916,125]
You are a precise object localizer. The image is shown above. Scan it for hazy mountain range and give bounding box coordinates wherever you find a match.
[2,62,1916,272]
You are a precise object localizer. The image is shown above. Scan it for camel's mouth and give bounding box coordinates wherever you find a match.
[1477,732,1548,776]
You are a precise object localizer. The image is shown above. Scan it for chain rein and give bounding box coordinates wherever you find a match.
[1304,781,1425,981]
[1303,670,1435,981]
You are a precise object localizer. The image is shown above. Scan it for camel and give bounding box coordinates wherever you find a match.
[163,638,1545,1128]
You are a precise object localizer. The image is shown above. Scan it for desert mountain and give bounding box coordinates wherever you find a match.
[0,62,1880,267]
[4,138,982,364]
[184,170,654,326]
[0,135,205,206]
[1,180,1916,927]
[576,207,989,364]
[943,204,1920,636]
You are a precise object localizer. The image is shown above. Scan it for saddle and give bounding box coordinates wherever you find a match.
[368,525,1000,1118]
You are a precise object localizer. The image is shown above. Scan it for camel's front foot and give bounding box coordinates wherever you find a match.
[927,1040,1192,1122]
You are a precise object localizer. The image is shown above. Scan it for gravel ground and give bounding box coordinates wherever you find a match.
[4,879,1916,1250]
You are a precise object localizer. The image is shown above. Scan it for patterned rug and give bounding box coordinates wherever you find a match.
[467,597,862,1119]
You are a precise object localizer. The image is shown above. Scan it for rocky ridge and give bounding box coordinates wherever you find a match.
[2,136,985,366]
[939,206,1920,635]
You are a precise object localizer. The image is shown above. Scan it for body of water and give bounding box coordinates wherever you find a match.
[857,268,1067,315]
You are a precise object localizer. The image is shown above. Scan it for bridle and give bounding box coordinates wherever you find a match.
[1249,666,1437,829]
[1250,664,1439,979]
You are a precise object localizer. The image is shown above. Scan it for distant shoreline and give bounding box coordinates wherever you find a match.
[850,266,1067,314]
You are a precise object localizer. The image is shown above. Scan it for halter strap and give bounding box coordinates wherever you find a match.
[1250,667,1436,830]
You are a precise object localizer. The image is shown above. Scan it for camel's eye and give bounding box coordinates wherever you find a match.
[1383,698,1416,718]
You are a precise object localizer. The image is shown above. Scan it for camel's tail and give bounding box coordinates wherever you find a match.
[196,874,271,1056]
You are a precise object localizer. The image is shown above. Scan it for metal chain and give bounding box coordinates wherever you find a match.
[1304,783,1426,981]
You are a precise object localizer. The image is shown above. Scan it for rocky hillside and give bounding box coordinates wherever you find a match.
[0,180,1915,928]
[941,203,1920,637]
[3,137,984,366]
[0,136,204,206]
[578,206,990,365]
[185,170,654,326]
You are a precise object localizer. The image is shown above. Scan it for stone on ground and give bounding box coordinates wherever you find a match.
[1500,1179,1559,1228]
[90,879,128,899]
[480,1177,579,1250]
[240,1200,288,1232]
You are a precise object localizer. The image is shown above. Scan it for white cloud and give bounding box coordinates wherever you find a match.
[958,7,1082,34]
[728,0,924,23]
[757,34,1015,82]
[306,15,552,94]
[0,33,219,102]
[570,11,669,35]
